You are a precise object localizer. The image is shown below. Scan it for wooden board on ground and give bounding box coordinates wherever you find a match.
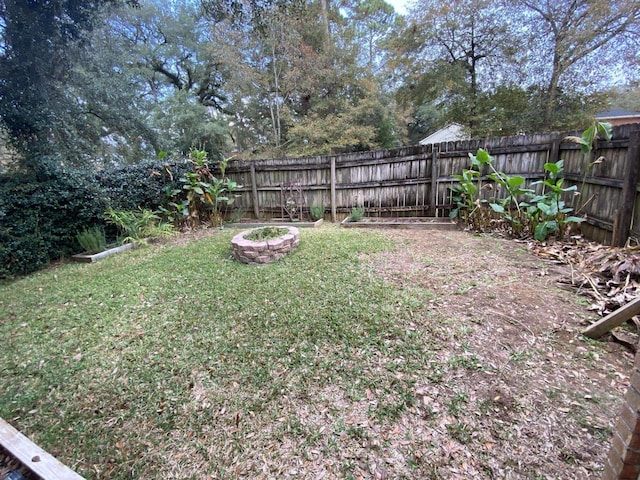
[0,418,85,480]
[340,217,459,230]
[582,296,640,339]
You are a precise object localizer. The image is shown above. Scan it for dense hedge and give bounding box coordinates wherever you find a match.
[0,157,189,280]
[95,159,190,211]
[0,161,104,278]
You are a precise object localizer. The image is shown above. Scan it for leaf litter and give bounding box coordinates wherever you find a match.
[155,229,631,479]
[1,227,633,479]
[362,229,631,479]
[112,229,634,478]
[531,237,640,349]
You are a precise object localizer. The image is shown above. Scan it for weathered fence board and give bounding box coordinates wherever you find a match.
[226,125,640,245]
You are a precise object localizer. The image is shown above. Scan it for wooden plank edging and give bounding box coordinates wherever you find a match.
[582,296,640,339]
[70,242,136,263]
[0,418,85,480]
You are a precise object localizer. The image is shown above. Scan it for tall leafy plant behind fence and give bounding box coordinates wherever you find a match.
[527,160,584,241]
[564,120,613,212]
[449,148,528,234]
[482,150,529,237]
[449,152,489,230]
[450,149,584,241]
[170,149,242,227]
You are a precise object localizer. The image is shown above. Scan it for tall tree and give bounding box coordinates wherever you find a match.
[345,0,398,72]
[210,5,305,155]
[105,1,233,157]
[517,0,640,129]
[393,0,519,135]
[213,0,400,156]
[0,0,137,165]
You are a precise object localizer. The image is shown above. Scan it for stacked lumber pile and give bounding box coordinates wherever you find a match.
[530,239,640,315]
[529,238,640,347]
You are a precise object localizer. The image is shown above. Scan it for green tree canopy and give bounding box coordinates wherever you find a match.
[0,0,138,167]
[515,0,640,129]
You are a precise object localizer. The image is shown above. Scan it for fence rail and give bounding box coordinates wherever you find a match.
[226,124,640,246]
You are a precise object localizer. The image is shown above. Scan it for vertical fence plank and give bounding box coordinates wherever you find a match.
[549,135,561,165]
[331,157,337,222]
[431,146,438,216]
[614,130,640,247]
[250,163,260,219]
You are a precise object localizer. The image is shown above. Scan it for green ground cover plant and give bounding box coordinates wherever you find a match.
[76,226,107,254]
[0,227,433,478]
[243,226,288,241]
[349,206,365,222]
[309,203,325,221]
[0,226,623,478]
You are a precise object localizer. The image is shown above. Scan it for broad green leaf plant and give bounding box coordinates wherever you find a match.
[526,160,584,241]
[564,120,612,212]
[450,122,612,241]
[449,153,486,230]
[170,149,242,227]
[450,148,529,234]
[450,150,583,241]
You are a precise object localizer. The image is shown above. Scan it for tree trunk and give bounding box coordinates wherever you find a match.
[544,52,562,130]
[270,42,281,147]
[320,0,330,45]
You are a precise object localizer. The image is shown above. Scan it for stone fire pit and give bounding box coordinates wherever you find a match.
[231,226,300,264]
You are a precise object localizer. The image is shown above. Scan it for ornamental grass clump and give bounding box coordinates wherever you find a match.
[310,203,324,221]
[349,206,365,222]
[76,226,106,254]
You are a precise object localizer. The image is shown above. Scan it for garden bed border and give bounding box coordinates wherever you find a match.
[70,243,136,263]
[340,217,459,230]
[224,219,323,229]
[0,418,85,479]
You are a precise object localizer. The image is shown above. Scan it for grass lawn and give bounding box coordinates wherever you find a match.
[0,226,628,479]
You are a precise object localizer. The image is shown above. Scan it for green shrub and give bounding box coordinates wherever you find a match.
[76,226,106,254]
[310,203,324,221]
[0,159,106,279]
[0,210,50,279]
[95,158,190,212]
[349,206,365,222]
[0,155,190,280]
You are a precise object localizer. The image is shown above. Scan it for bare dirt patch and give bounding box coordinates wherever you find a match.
[364,228,631,479]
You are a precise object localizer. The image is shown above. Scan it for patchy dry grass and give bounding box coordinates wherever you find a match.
[0,226,631,479]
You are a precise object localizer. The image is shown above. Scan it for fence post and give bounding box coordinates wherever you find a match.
[549,135,562,165]
[250,163,260,219]
[613,130,640,247]
[331,157,337,223]
[603,352,640,480]
[430,146,439,216]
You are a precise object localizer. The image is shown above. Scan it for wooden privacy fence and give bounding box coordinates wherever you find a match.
[226,124,640,246]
